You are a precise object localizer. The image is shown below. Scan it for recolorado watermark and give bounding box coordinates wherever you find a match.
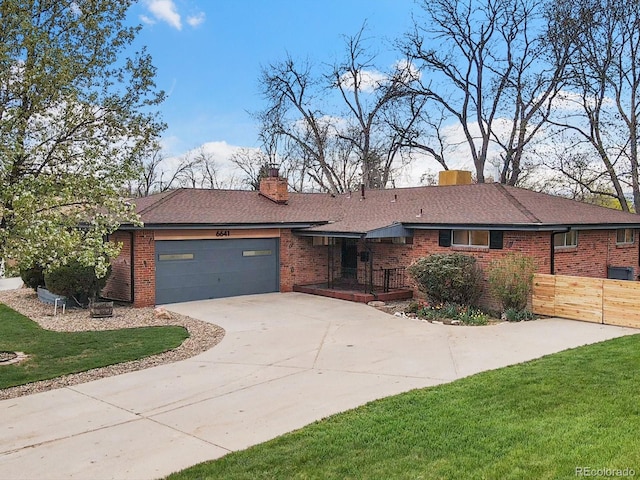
[576,467,636,477]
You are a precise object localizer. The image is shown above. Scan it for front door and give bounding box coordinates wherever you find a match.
[341,239,358,279]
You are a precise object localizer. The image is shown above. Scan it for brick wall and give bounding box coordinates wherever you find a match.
[339,229,637,310]
[554,230,638,279]
[102,231,133,302]
[132,230,156,307]
[279,230,335,290]
[107,226,639,309]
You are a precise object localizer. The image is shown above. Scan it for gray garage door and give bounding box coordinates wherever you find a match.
[155,238,279,304]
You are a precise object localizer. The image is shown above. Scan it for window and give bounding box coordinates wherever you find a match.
[158,253,194,261]
[616,228,634,244]
[242,250,272,257]
[391,236,413,245]
[452,230,489,247]
[312,236,336,246]
[554,231,578,248]
[367,237,414,244]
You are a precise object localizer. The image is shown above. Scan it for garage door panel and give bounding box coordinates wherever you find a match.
[155,238,279,304]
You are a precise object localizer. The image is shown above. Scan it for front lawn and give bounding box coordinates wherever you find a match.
[167,334,640,480]
[0,303,189,389]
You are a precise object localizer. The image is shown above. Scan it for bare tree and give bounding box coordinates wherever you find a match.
[401,0,569,184]
[258,57,345,194]
[126,144,189,197]
[257,26,419,193]
[547,0,640,212]
[229,148,270,190]
[531,135,621,201]
[237,112,315,192]
[174,148,239,190]
[329,25,414,188]
[386,97,454,172]
[128,146,241,195]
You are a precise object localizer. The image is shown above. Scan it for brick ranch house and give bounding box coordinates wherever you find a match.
[103,171,640,309]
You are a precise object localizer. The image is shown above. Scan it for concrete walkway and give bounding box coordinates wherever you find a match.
[0,292,637,480]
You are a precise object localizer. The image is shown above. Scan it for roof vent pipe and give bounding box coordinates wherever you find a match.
[360,184,365,200]
[267,163,280,178]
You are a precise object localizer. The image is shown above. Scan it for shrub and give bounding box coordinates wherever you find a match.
[407,253,483,306]
[457,306,489,326]
[488,253,536,311]
[44,260,111,306]
[504,308,535,322]
[413,302,489,326]
[405,301,424,314]
[20,264,45,291]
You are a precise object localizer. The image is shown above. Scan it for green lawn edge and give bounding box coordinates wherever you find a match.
[167,334,640,480]
[0,302,189,389]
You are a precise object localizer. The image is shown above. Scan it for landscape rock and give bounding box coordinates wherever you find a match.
[0,288,225,400]
[154,307,172,320]
[367,301,386,307]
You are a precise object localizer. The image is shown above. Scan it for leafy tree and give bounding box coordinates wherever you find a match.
[0,0,165,275]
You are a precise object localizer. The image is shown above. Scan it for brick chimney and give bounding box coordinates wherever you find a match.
[259,167,289,204]
[438,170,472,186]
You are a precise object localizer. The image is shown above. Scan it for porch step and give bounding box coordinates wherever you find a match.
[293,284,413,303]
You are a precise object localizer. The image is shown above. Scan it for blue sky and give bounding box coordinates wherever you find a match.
[127,0,417,158]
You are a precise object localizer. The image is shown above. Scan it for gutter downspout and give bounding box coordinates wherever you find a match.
[550,228,571,275]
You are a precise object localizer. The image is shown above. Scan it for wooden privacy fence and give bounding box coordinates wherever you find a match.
[532,274,640,328]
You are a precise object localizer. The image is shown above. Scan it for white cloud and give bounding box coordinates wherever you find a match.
[139,14,156,25]
[144,0,182,30]
[186,12,206,27]
[141,1,205,30]
[553,89,615,111]
[393,59,422,83]
[339,69,387,93]
[70,1,82,17]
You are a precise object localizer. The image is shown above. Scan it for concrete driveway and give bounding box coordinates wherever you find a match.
[1,292,637,479]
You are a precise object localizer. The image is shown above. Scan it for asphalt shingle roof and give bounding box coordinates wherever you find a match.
[128,184,640,233]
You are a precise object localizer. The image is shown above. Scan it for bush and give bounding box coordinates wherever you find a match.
[413,302,488,326]
[504,308,535,322]
[457,306,489,326]
[44,260,111,306]
[20,265,45,291]
[488,253,536,311]
[407,253,483,306]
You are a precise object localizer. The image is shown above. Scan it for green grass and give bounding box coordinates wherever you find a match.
[167,334,640,480]
[0,303,189,389]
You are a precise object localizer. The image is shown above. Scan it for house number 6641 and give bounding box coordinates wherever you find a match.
[216,230,231,237]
